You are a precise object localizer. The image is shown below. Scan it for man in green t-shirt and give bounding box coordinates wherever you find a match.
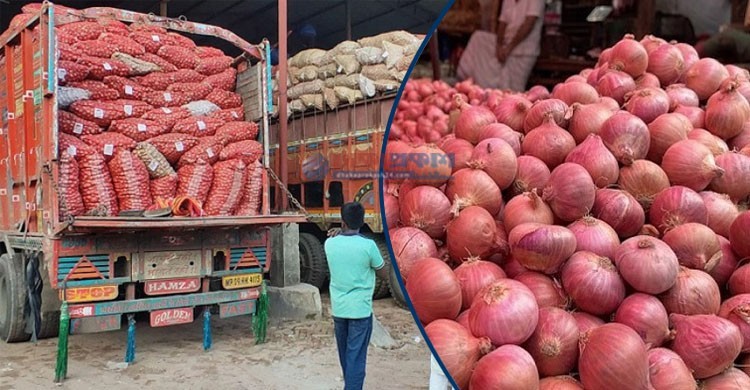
[325,202,387,390]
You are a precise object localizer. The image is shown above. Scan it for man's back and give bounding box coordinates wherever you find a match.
[325,234,384,319]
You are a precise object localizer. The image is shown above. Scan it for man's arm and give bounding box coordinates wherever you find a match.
[496,21,508,61]
[498,15,538,62]
[369,241,388,279]
[375,263,389,280]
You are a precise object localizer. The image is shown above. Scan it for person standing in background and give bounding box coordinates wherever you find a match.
[457,0,546,91]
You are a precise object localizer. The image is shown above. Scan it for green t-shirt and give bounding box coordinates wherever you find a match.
[324,233,385,319]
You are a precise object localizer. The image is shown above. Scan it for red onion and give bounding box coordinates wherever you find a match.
[501,256,527,279]
[468,138,517,190]
[439,137,474,172]
[385,193,399,230]
[399,186,451,239]
[406,144,452,186]
[646,112,692,164]
[596,69,637,104]
[445,168,502,216]
[406,258,462,324]
[661,267,721,315]
[478,123,522,156]
[592,188,645,238]
[663,223,722,272]
[730,264,750,296]
[639,224,661,237]
[701,368,750,389]
[710,152,750,202]
[564,134,619,188]
[494,220,510,258]
[454,257,506,311]
[647,348,696,390]
[635,72,661,89]
[700,191,739,238]
[539,376,584,390]
[511,155,551,196]
[597,48,612,67]
[524,307,579,376]
[688,128,729,156]
[446,206,498,261]
[666,84,699,109]
[468,279,539,346]
[662,140,724,191]
[624,87,670,123]
[526,85,551,102]
[562,251,625,316]
[509,223,577,274]
[503,191,555,234]
[552,81,600,106]
[730,211,750,259]
[566,75,588,84]
[522,115,576,169]
[719,294,750,352]
[709,236,739,287]
[706,81,750,140]
[514,271,568,309]
[614,293,670,347]
[425,319,492,390]
[598,96,621,110]
[542,163,596,222]
[670,313,743,379]
[453,95,496,144]
[492,95,531,133]
[610,35,648,77]
[383,140,412,179]
[567,216,620,259]
[640,35,667,54]
[455,310,470,330]
[389,227,438,281]
[523,98,569,133]
[567,102,618,144]
[578,323,651,390]
[674,104,705,128]
[649,186,708,233]
[647,43,684,85]
[615,235,679,294]
[675,43,699,80]
[726,64,750,80]
[729,122,750,150]
[572,312,605,335]
[618,159,670,210]
[397,179,417,199]
[599,111,650,165]
[469,345,539,389]
[685,58,729,100]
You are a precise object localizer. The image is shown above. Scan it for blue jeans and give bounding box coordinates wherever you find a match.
[333,315,373,390]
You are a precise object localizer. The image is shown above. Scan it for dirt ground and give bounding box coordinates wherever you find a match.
[0,296,430,390]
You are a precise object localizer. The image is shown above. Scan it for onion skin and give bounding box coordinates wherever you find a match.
[662,223,722,272]
[503,191,555,233]
[439,137,474,172]
[610,35,649,78]
[454,258,506,311]
[478,123,522,156]
[730,211,750,259]
[527,85,551,102]
[709,236,739,287]
[649,186,708,233]
[539,376,584,390]
[523,98,569,134]
[568,216,620,259]
[511,155,551,197]
[468,279,540,346]
[635,72,661,89]
[701,368,750,389]
[399,186,451,239]
[709,152,750,202]
[383,140,412,180]
[445,168,502,216]
[592,188,645,238]
[647,112,692,164]
[567,102,618,144]
[670,313,743,379]
[666,84,700,109]
[406,258,462,325]
[729,122,750,150]
[685,58,730,100]
[675,43,699,81]
[729,264,750,296]
[389,227,438,281]
[578,323,651,390]
[522,115,576,169]
[614,293,670,347]
[425,319,492,390]
[618,159,671,210]
[543,163,597,222]
[384,193,399,230]
[688,128,729,157]
[406,144,453,186]
[572,312,605,335]
[718,294,750,352]
[468,138,517,190]
[455,310,470,330]
[453,96,496,145]
[552,81,600,105]
[564,134,620,188]
[514,271,568,309]
[647,44,684,85]
[501,256,528,279]
[509,223,577,274]
[647,347,696,390]
[674,104,705,128]
[624,87,670,124]
[446,206,498,261]
[562,251,626,316]
[524,307,580,376]
[661,267,721,315]
[705,81,750,140]
[491,95,531,133]
[700,191,739,238]
[615,235,679,295]
[600,111,651,165]
[663,140,724,191]
[469,345,540,390]
[597,69,637,104]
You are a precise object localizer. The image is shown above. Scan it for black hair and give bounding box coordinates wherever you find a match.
[341,202,365,230]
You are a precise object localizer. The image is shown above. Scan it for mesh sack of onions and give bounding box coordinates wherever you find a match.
[57,21,104,43]
[195,56,233,76]
[205,89,242,109]
[167,82,213,101]
[157,45,199,69]
[108,150,153,211]
[69,100,129,127]
[203,159,247,216]
[71,40,118,58]
[68,80,120,101]
[77,56,132,80]
[129,31,170,54]
[77,152,119,216]
[195,46,225,58]
[141,106,192,129]
[102,74,152,99]
[204,68,237,91]
[59,110,103,136]
[235,160,263,216]
[80,132,136,160]
[109,118,169,142]
[215,122,259,144]
[142,90,193,107]
[145,133,200,164]
[132,142,174,179]
[219,140,263,164]
[177,136,223,168]
[99,33,146,56]
[58,151,86,218]
[209,107,245,122]
[150,173,178,200]
[176,162,213,205]
[57,60,90,84]
[135,53,178,72]
[172,116,224,137]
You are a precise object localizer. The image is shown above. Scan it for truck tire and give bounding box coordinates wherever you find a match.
[388,260,408,309]
[299,233,329,290]
[370,236,391,300]
[0,253,30,342]
[36,311,60,339]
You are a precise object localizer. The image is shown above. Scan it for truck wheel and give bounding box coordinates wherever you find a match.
[370,236,391,300]
[36,311,60,339]
[0,254,30,342]
[299,233,329,290]
[388,260,408,310]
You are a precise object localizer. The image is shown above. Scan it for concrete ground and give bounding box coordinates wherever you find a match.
[0,297,429,390]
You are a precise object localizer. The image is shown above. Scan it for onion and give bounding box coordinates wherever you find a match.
[675,43,699,80]
[399,186,451,239]
[615,235,679,295]
[710,152,750,202]
[729,264,750,296]
[502,256,527,279]
[688,128,729,156]
[598,96,621,110]
[635,72,661,89]
[494,220,510,258]
[674,104,705,128]
[639,224,661,237]
[478,123,522,156]
[661,267,721,315]
[539,376,584,390]
[596,69,637,104]
[729,122,750,150]
[663,140,724,191]
[446,206,498,261]
[542,163,596,222]
[385,193,399,230]
[647,348,696,390]
[685,58,729,100]
[389,227,438,281]
[706,81,750,139]
[647,43,684,85]
[523,98,569,133]
[701,368,750,389]
[524,307,579,376]
[397,179,417,199]
[445,168,502,216]
[526,85,551,102]
[406,258,462,324]
[469,345,540,389]
[509,223,577,274]
[718,294,750,352]
[572,312,605,334]
[514,271,568,309]
[663,223,722,272]
[566,74,588,84]
[650,186,708,233]
[614,293,670,347]
[439,137,474,172]
[610,35,649,77]
[700,191,739,238]
[511,155,551,196]
[578,323,651,390]
[455,310,470,330]
[624,87,670,123]
[646,112,692,164]
[618,159,670,210]
[552,81,600,105]
[454,257,506,311]
[407,144,453,186]
[522,115,576,169]
[592,188,645,238]
[383,140,412,179]
[709,236,739,287]
[666,84,700,109]
[468,279,539,346]
[453,95,496,144]
[565,134,620,188]
[567,102,618,144]
[424,319,492,390]
[726,64,750,80]
[468,138,517,190]
[492,95,531,133]
[568,216,620,259]
[670,313,743,379]
[640,35,667,54]
[597,48,612,67]
[599,111,650,165]
[562,251,625,316]
[730,211,750,259]
[504,191,555,233]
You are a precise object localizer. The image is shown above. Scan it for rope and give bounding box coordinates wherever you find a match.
[264,166,311,219]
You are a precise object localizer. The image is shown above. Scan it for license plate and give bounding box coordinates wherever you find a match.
[60,285,118,303]
[222,273,262,289]
[150,308,194,327]
[143,250,202,280]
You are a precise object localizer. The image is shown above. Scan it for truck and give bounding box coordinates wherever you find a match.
[0,4,304,344]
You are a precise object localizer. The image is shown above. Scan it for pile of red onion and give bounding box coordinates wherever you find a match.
[388,34,750,389]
